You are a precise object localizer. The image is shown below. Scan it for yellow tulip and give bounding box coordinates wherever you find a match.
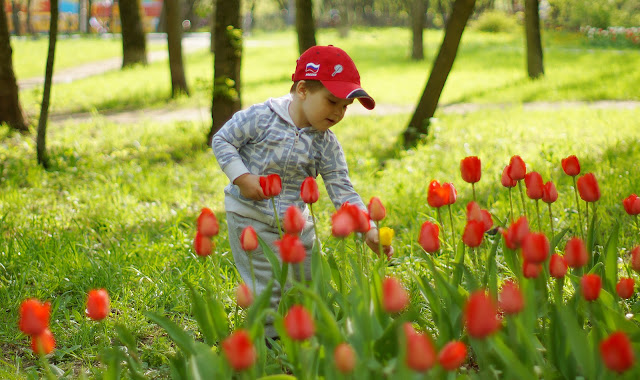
[379,227,394,246]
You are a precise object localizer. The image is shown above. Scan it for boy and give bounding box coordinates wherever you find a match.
[212,45,389,336]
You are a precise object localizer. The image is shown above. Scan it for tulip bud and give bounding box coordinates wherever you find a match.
[616,278,634,299]
[549,254,568,278]
[508,155,526,181]
[193,231,213,257]
[382,277,409,314]
[222,329,256,371]
[631,246,640,273]
[403,323,437,372]
[19,299,51,336]
[581,274,602,301]
[565,237,589,268]
[197,208,219,237]
[379,227,394,246]
[284,305,315,341]
[561,155,581,176]
[259,174,282,198]
[521,233,549,263]
[498,280,524,315]
[334,343,356,373]
[464,290,501,339]
[368,197,386,221]
[600,332,635,373]
[501,165,517,188]
[236,283,253,309]
[502,217,529,250]
[276,234,306,264]
[542,181,558,204]
[438,341,467,371]
[240,226,258,252]
[427,180,448,208]
[462,220,484,248]
[577,173,600,202]
[300,176,319,204]
[418,221,440,253]
[31,328,56,355]
[443,182,457,205]
[523,260,542,279]
[460,156,481,184]
[86,289,110,321]
[623,194,640,215]
[524,172,544,200]
[283,205,305,235]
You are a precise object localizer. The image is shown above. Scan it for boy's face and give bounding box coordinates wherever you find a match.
[299,84,354,132]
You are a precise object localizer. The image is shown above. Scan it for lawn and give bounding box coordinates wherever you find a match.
[2,27,640,378]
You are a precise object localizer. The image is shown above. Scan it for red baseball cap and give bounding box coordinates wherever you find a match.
[292,45,375,110]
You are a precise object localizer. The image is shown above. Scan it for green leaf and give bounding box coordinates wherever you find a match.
[247,279,274,326]
[489,335,537,379]
[556,305,595,378]
[257,375,298,380]
[259,236,282,284]
[205,289,229,339]
[186,342,221,379]
[326,252,344,294]
[296,285,342,346]
[483,236,501,297]
[186,282,217,345]
[145,311,197,356]
[452,241,466,286]
[602,222,619,295]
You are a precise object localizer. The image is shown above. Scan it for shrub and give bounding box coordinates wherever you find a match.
[471,10,519,33]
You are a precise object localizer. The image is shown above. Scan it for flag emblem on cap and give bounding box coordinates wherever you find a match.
[305,62,320,76]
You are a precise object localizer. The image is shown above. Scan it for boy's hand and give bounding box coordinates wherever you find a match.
[365,228,394,260]
[234,173,268,201]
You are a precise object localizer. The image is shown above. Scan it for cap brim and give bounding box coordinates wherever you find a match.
[321,81,376,110]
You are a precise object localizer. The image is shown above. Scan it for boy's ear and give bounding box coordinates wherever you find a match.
[296,81,308,99]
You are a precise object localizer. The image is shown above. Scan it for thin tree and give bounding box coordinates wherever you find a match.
[165,0,189,97]
[10,0,20,35]
[403,0,476,149]
[207,0,241,145]
[411,0,428,60]
[295,0,316,55]
[524,0,544,78]
[119,0,147,67]
[37,0,59,168]
[0,0,28,132]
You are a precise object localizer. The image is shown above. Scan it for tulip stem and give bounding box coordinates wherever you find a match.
[376,221,383,262]
[39,351,56,380]
[534,199,542,232]
[518,181,528,219]
[472,183,477,203]
[585,201,589,235]
[447,205,456,269]
[572,176,584,240]
[436,207,446,249]
[508,188,515,223]
[249,251,256,295]
[309,204,322,255]
[271,198,283,239]
[548,203,555,239]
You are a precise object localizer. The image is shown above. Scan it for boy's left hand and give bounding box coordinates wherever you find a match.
[365,228,394,260]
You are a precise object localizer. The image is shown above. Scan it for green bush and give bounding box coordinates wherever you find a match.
[548,0,640,30]
[471,10,519,33]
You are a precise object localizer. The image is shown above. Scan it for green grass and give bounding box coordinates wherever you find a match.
[15,28,640,119]
[11,34,168,80]
[3,27,640,377]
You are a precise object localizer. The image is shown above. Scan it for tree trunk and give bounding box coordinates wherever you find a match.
[208,0,242,145]
[0,0,28,132]
[209,3,215,53]
[37,0,59,168]
[337,0,350,37]
[10,0,20,35]
[411,0,427,60]
[295,0,316,54]
[524,0,544,79]
[403,0,476,149]
[26,0,34,35]
[165,0,189,97]
[119,0,147,67]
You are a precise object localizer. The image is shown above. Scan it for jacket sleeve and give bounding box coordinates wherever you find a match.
[211,107,259,184]
[317,131,367,210]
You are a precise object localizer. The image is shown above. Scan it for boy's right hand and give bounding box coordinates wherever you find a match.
[234,173,269,201]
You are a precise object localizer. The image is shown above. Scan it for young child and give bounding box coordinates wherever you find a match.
[212,45,390,337]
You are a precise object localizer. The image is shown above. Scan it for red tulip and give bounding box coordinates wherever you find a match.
[300,176,319,204]
[240,226,258,252]
[481,210,493,232]
[368,197,386,221]
[623,194,640,215]
[616,278,634,299]
[549,254,568,278]
[276,233,306,264]
[86,289,110,321]
[197,207,219,237]
[193,231,213,257]
[460,156,481,184]
[283,205,305,235]
[508,155,526,181]
[502,217,529,250]
[236,283,253,308]
[418,221,440,253]
[222,329,256,371]
[31,328,55,355]
[334,342,356,373]
[600,332,635,373]
[577,173,600,202]
[466,201,482,222]
[382,277,409,313]
[462,220,484,248]
[403,323,437,372]
[561,155,581,176]
[342,203,371,234]
[632,246,640,272]
[542,181,558,204]
[284,305,315,341]
[259,174,282,198]
[523,260,542,279]
[498,280,524,315]
[524,172,543,200]
[581,274,602,301]
[501,165,517,188]
[427,180,449,208]
[442,182,457,205]
[522,233,549,263]
[19,299,50,336]
[438,341,467,371]
[331,207,356,238]
[464,290,501,339]
[564,237,589,268]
